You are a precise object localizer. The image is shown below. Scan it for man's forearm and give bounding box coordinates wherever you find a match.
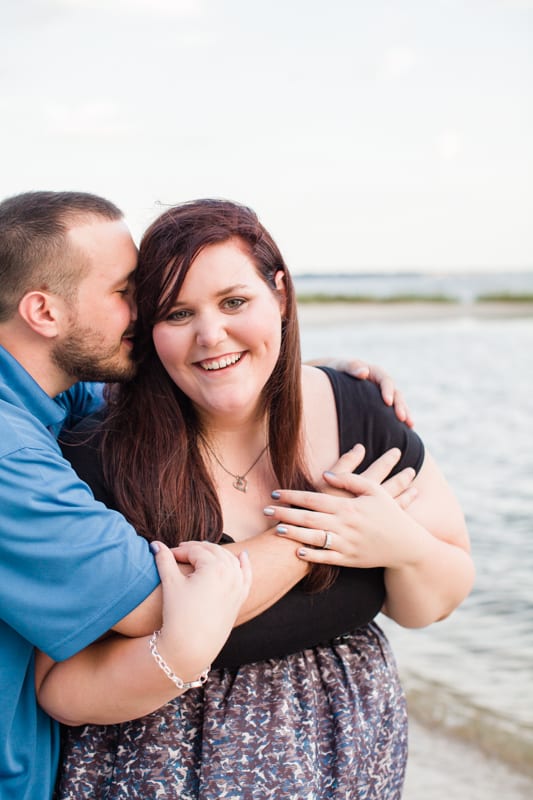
[36,634,189,725]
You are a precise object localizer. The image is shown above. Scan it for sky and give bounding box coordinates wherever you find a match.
[1,0,532,273]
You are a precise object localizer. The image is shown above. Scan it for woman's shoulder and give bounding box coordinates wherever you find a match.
[315,366,425,475]
[309,366,390,426]
[301,363,333,392]
[316,365,381,401]
[301,366,339,475]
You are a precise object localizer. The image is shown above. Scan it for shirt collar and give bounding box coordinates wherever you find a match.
[0,344,68,432]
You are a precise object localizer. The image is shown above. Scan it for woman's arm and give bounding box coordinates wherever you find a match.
[266,453,474,628]
[216,445,417,625]
[380,453,473,625]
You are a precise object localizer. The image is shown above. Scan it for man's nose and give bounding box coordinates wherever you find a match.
[128,292,138,322]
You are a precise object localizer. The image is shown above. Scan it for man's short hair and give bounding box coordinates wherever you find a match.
[0,191,123,322]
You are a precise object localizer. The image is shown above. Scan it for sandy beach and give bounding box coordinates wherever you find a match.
[297,300,533,325]
[406,717,533,800]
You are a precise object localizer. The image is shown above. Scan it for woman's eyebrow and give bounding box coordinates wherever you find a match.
[214,283,248,297]
[175,284,249,304]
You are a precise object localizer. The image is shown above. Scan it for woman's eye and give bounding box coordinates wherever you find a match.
[166,309,192,322]
[223,297,246,311]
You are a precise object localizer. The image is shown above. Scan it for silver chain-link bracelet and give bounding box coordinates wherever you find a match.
[149,630,210,690]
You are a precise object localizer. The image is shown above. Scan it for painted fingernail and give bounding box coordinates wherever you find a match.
[263,506,275,516]
[271,490,281,500]
[149,541,160,554]
[323,470,336,478]
[297,548,307,557]
[276,525,288,535]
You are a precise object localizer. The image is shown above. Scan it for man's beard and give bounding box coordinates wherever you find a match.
[51,323,137,383]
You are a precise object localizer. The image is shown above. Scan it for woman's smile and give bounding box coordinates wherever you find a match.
[196,351,244,371]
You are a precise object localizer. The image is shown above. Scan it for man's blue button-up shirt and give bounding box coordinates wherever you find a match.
[0,345,159,800]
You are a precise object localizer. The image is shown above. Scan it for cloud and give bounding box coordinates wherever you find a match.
[435,129,463,160]
[380,46,417,79]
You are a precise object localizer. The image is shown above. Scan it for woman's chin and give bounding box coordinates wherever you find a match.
[195,396,260,423]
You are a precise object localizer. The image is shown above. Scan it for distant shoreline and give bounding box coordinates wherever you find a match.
[297,300,533,323]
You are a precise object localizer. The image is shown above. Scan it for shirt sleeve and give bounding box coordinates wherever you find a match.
[0,444,160,661]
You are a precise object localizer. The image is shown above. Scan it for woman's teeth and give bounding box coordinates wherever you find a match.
[200,353,242,371]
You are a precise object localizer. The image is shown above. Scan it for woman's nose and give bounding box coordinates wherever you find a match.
[195,313,227,348]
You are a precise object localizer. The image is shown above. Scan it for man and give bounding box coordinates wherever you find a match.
[0,191,407,800]
[0,191,310,800]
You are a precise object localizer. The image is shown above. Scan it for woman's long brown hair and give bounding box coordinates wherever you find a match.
[101,199,337,591]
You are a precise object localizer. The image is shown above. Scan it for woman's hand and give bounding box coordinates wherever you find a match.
[265,470,419,569]
[306,443,418,503]
[265,452,475,627]
[308,357,414,427]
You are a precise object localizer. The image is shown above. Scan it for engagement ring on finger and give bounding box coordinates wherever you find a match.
[322,530,332,550]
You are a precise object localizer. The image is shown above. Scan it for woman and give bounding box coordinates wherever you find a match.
[45,199,473,799]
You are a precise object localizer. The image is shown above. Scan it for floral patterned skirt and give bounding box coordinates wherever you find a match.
[55,623,407,800]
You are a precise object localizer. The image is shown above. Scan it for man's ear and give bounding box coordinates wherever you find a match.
[17,291,66,339]
[274,270,287,317]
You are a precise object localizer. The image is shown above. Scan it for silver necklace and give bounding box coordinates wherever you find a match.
[200,436,269,493]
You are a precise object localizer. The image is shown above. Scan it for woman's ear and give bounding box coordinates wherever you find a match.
[17,291,65,339]
[274,270,287,317]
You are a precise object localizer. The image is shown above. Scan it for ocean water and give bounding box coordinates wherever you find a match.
[297,273,533,774]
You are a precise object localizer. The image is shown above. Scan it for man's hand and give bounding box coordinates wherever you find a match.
[153,541,252,680]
